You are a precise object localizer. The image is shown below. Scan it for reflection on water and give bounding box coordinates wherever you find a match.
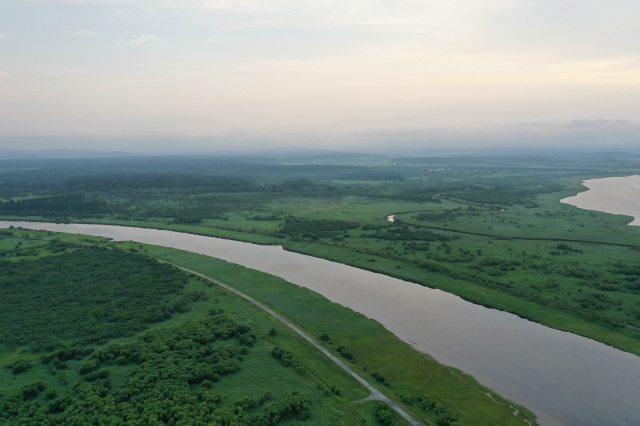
[2,221,640,426]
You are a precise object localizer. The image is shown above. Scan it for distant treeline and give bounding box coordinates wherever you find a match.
[64,174,258,192]
[391,152,640,166]
[0,194,110,216]
[391,155,569,166]
[0,157,406,194]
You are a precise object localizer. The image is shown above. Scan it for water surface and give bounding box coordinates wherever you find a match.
[2,221,640,426]
[561,175,640,225]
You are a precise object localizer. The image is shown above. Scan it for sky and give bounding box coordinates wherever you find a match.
[0,0,639,152]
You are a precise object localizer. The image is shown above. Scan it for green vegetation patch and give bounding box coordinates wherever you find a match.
[0,194,109,216]
[0,232,368,425]
[277,217,360,241]
[1,315,311,426]
[0,246,197,352]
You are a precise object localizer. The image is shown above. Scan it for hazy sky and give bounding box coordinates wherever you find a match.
[1,0,639,151]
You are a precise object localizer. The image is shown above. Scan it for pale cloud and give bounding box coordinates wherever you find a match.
[116,33,158,45]
[0,33,15,39]
[21,1,640,54]
[0,71,12,78]
[38,0,514,31]
[201,0,280,14]
[56,29,97,36]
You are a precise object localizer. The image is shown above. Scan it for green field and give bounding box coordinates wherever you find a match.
[0,229,534,425]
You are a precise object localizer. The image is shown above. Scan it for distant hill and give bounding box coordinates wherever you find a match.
[236,148,389,164]
[0,147,140,160]
[390,151,640,167]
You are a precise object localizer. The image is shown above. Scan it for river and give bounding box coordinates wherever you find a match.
[2,220,640,426]
[561,175,640,225]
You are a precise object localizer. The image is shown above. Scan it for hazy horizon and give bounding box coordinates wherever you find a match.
[1,1,639,152]
[2,119,640,155]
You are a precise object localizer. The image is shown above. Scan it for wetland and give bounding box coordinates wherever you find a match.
[2,151,640,424]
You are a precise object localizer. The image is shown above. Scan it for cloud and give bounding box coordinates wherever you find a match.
[56,29,97,36]
[30,0,640,56]
[201,0,280,14]
[476,0,640,58]
[0,70,12,79]
[565,119,633,130]
[0,33,15,40]
[117,33,158,45]
[194,1,422,29]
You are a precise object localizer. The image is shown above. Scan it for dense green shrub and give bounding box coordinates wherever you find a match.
[0,247,191,350]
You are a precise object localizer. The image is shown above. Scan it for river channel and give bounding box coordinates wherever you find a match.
[2,220,640,426]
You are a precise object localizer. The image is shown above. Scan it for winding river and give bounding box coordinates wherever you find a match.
[2,217,640,426]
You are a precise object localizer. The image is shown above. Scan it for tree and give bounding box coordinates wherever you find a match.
[11,359,31,375]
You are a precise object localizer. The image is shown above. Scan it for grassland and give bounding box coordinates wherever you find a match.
[0,229,534,425]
